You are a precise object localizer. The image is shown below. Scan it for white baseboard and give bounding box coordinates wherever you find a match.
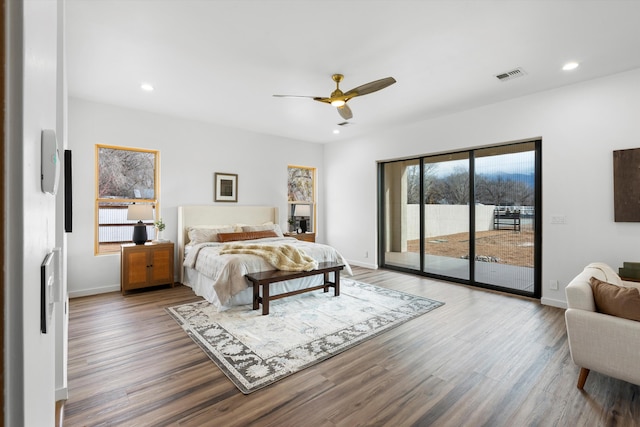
[55,387,68,401]
[69,284,120,298]
[541,297,567,309]
[347,260,378,270]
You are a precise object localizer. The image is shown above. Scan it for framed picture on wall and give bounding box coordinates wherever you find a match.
[214,172,238,202]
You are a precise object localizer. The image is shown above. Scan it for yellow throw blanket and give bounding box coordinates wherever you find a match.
[219,243,319,271]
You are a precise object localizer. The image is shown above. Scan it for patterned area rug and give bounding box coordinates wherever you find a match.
[166,279,444,394]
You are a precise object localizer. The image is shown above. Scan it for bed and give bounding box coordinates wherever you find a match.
[178,205,352,311]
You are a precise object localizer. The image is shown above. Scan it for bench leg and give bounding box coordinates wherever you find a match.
[252,283,259,310]
[262,283,270,315]
[322,270,341,296]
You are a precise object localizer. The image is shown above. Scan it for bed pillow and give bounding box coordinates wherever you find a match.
[589,277,640,321]
[217,230,278,242]
[233,221,274,232]
[187,226,235,244]
[242,223,284,237]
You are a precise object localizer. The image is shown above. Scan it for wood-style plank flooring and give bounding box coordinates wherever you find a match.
[64,267,640,426]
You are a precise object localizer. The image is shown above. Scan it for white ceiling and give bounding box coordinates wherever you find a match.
[66,0,640,144]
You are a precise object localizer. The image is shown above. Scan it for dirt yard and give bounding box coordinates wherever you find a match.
[407,229,535,267]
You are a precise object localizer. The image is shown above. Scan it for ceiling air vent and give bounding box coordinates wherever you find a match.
[495,67,527,82]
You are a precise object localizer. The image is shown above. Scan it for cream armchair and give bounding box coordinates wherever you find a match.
[565,262,640,389]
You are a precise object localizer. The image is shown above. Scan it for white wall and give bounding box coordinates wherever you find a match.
[325,68,640,307]
[66,98,324,296]
[5,0,60,426]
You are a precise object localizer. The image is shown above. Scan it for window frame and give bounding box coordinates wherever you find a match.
[95,144,160,255]
[287,165,316,234]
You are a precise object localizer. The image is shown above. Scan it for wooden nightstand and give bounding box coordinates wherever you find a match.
[285,232,315,243]
[120,242,174,295]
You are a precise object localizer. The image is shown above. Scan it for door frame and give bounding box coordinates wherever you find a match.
[377,139,542,298]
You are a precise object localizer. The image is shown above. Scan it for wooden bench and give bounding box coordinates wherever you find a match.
[245,261,344,315]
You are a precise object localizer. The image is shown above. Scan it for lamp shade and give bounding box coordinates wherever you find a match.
[294,204,311,233]
[294,204,311,217]
[127,204,154,221]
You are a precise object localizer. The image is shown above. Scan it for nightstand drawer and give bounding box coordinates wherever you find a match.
[285,233,315,243]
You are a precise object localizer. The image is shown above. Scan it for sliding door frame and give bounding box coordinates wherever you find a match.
[377,139,542,298]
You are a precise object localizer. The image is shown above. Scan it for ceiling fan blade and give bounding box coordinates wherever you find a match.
[313,97,332,105]
[272,94,318,99]
[337,104,353,120]
[344,77,396,98]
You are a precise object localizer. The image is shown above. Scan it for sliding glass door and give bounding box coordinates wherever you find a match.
[379,140,540,298]
[473,143,537,292]
[422,152,470,281]
[382,159,421,270]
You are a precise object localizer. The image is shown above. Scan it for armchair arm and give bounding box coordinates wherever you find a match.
[565,308,640,386]
[565,276,596,311]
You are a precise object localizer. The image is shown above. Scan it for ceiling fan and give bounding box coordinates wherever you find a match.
[273,74,396,120]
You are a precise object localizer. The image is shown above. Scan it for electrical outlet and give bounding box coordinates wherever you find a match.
[550,215,566,224]
[549,280,559,290]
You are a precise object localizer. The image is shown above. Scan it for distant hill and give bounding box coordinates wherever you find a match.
[479,172,535,188]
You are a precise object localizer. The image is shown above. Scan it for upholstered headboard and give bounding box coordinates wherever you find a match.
[177,205,279,282]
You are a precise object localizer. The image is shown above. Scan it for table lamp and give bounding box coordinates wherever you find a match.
[127,204,154,245]
[294,204,311,233]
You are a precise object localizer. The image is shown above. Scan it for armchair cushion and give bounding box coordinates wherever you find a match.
[590,277,640,321]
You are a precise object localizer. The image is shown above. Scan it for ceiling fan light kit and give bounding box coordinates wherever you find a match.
[274,73,396,120]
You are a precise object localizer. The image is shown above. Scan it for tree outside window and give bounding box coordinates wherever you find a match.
[95,145,159,254]
[287,166,315,233]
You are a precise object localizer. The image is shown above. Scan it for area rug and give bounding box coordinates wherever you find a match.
[166,279,443,394]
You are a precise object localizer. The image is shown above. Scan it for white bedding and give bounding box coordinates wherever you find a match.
[183,236,352,309]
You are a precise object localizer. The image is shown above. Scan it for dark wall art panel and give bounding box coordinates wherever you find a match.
[613,148,640,222]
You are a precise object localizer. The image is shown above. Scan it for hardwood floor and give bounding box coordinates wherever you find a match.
[64,267,640,427]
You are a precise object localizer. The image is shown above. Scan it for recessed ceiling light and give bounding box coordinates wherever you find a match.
[333,129,340,135]
[562,62,579,71]
[141,83,154,91]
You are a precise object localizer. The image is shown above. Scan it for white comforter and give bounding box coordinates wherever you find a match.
[184,237,352,306]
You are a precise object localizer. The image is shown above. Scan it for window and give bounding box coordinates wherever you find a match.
[95,145,160,254]
[287,165,315,234]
